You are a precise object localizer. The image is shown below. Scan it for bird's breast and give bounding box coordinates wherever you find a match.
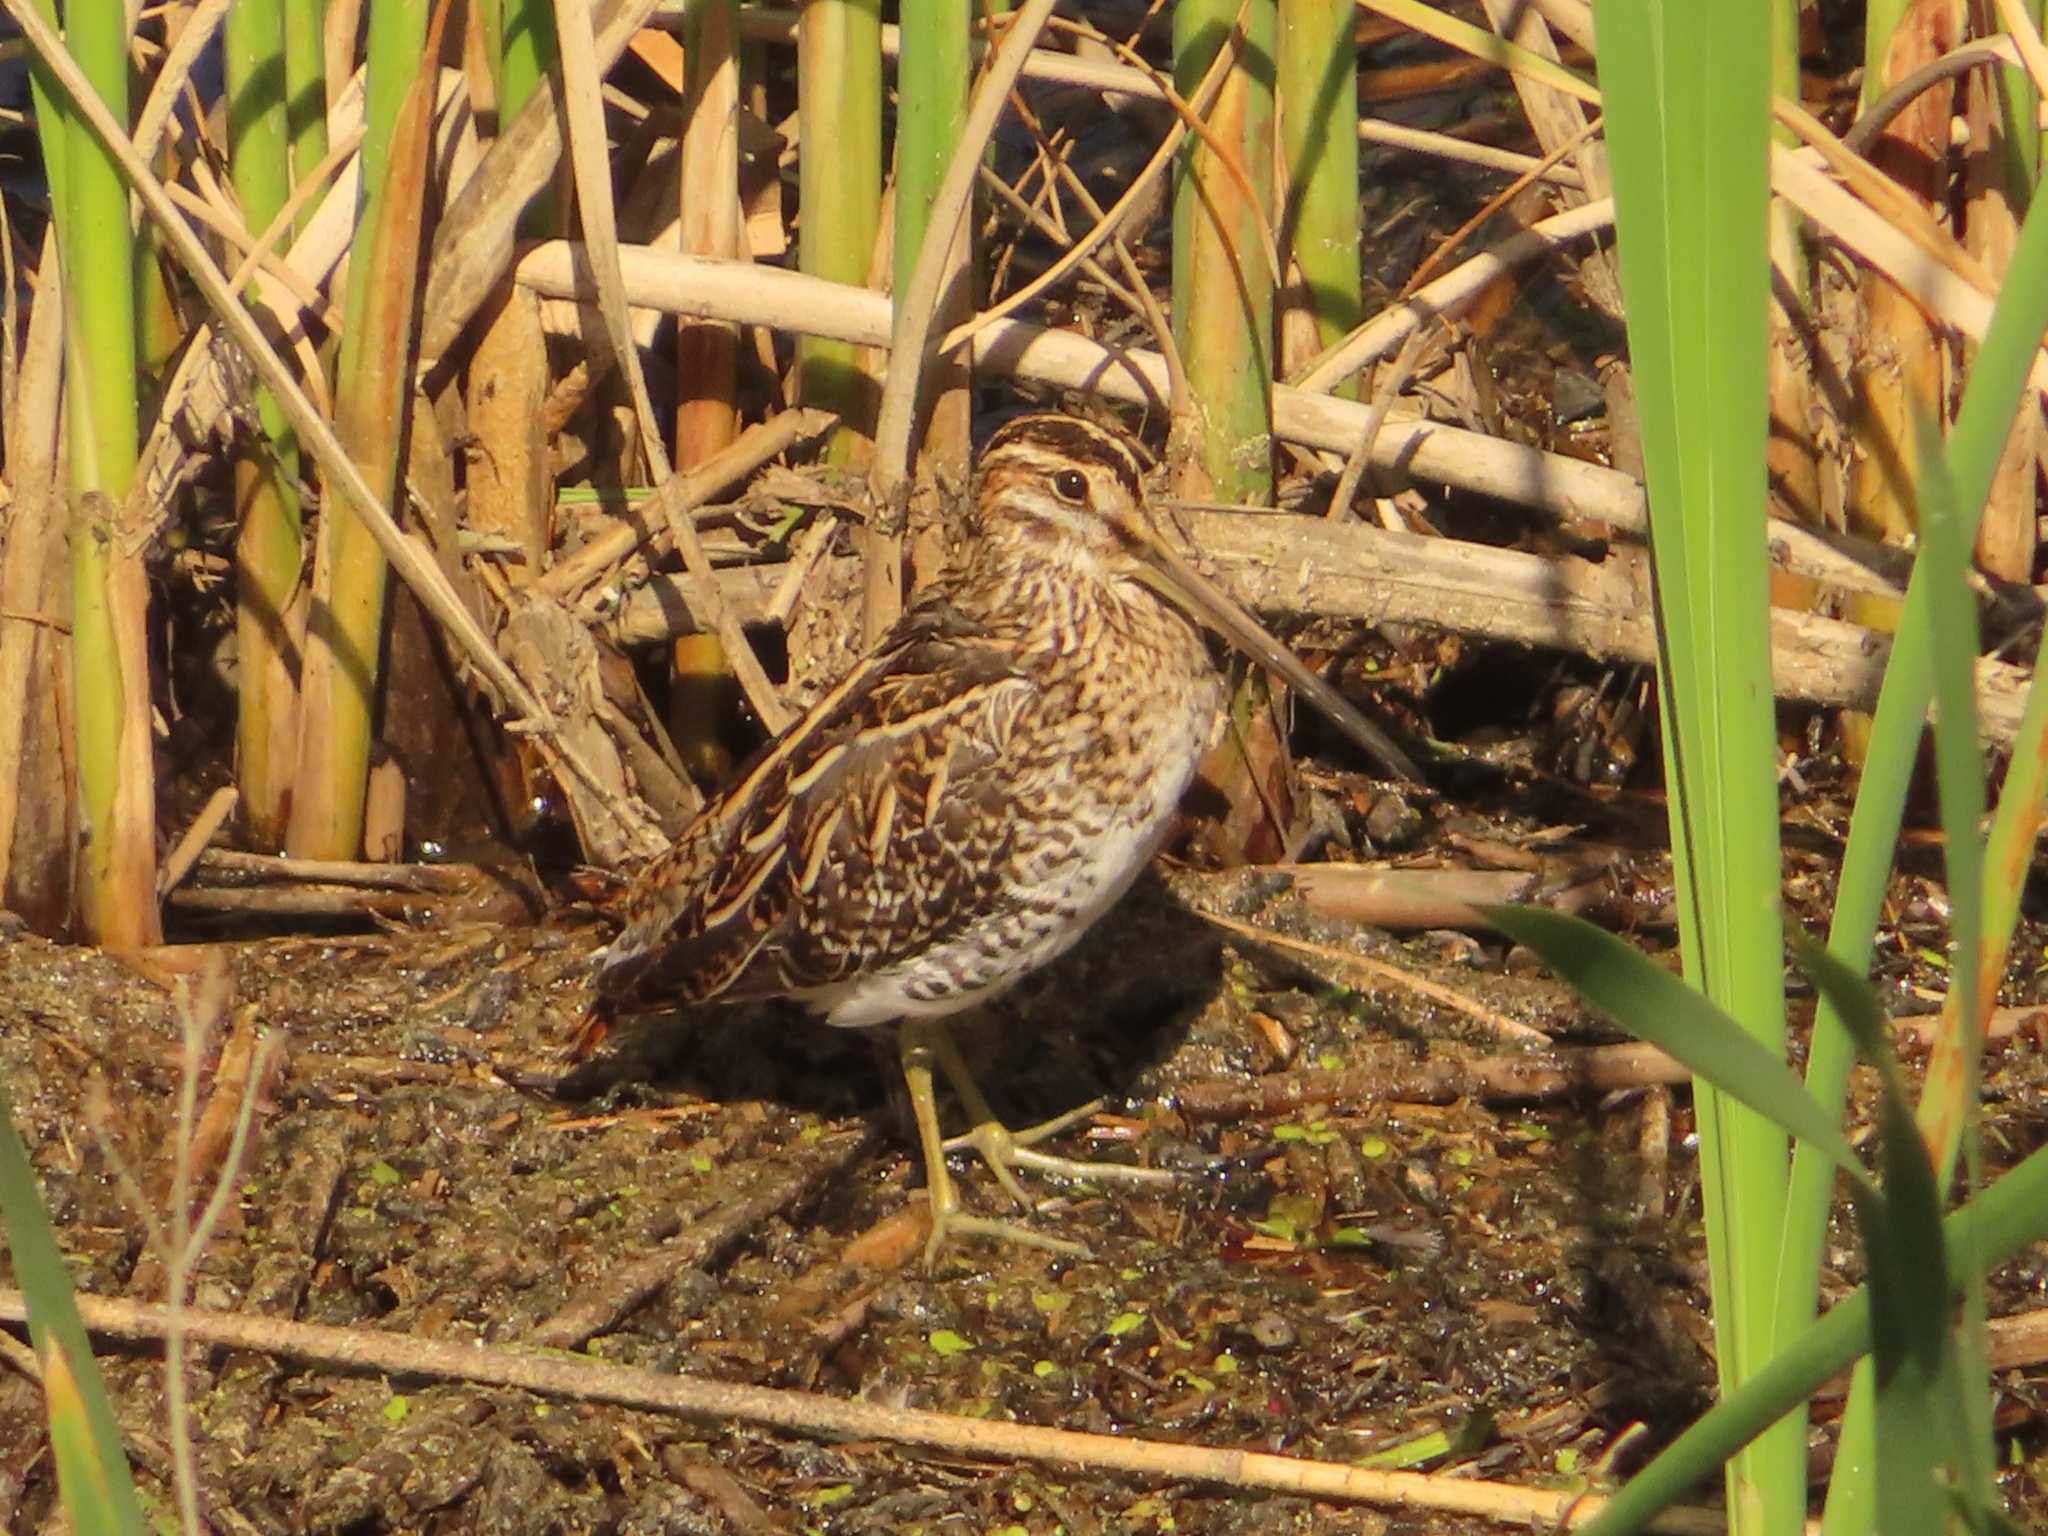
[808,599,1221,1028]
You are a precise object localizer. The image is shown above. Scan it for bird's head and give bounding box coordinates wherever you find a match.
[971,412,1159,575]
[968,412,1419,781]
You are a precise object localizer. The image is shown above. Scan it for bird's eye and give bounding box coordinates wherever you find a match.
[1051,468,1089,505]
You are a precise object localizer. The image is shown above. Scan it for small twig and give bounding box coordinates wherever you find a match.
[1325,327,1438,521]
[187,849,490,892]
[762,511,844,628]
[528,1125,875,1350]
[1399,113,1605,299]
[975,161,1150,323]
[666,1449,788,1536]
[1197,909,1553,1048]
[1028,117,1188,416]
[940,11,1244,359]
[1172,1044,1690,1122]
[535,408,838,601]
[1841,36,2019,156]
[158,785,239,896]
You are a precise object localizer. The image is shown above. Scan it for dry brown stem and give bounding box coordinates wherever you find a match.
[0,1287,1724,1532]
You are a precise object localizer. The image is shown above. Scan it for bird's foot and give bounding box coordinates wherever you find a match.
[920,1183,1090,1269]
[901,1021,1175,1269]
[942,1099,1182,1212]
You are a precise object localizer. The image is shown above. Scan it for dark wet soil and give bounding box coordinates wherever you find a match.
[4,847,2048,1535]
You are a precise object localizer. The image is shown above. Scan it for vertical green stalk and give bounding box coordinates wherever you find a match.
[38,0,159,943]
[796,0,882,459]
[894,5,969,322]
[227,0,306,849]
[496,0,560,238]
[1996,0,2044,195]
[890,0,970,623]
[1173,0,1275,505]
[1597,4,1797,1531]
[498,0,557,120]
[287,0,429,859]
[1276,0,1360,395]
[281,0,329,237]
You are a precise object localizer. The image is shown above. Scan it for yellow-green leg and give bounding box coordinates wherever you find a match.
[899,1018,1089,1267]
[927,1024,1179,1196]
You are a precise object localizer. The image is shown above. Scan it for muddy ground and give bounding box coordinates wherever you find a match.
[4,841,2048,1535]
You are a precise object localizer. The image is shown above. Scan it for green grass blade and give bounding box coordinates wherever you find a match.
[0,1088,147,1536]
[1797,147,2048,1536]
[1485,907,1863,1184]
[1796,939,1977,1528]
[1576,1140,2048,1536]
[1907,422,1999,1516]
[1594,4,1794,1523]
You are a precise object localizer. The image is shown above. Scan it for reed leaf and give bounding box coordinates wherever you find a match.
[1593,2,1796,1526]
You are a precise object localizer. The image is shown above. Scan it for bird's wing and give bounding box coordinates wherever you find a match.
[596,595,1034,1005]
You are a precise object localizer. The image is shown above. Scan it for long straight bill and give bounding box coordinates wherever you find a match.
[1130,525,1421,782]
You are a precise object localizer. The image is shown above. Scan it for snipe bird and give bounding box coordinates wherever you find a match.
[596,414,1418,1264]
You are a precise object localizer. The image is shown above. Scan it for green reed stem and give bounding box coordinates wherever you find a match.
[281,0,328,234]
[1173,0,1275,505]
[1596,3,1797,1527]
[1277,0,1360,394]
[796,0,882,458]
[287,0,428,859]
[226,0,306,848]
[895,4,969,311]
[38,0,158,941]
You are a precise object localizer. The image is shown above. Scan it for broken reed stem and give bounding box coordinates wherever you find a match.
[670,0,745,773]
